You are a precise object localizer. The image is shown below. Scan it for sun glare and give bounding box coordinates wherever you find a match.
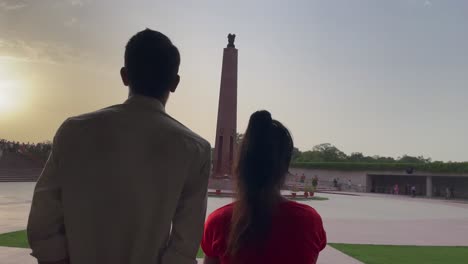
[0,80,20,113]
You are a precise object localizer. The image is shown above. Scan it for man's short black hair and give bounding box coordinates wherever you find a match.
[124,29,180,98]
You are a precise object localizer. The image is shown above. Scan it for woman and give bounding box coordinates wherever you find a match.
[202,111,326,264]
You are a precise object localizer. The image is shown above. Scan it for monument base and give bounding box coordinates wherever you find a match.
[208,177,234,191]
[212,174,232,180]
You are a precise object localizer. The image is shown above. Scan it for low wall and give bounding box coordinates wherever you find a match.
[289,168,369,192]
[208,169,371,192]
[208,178,235,190]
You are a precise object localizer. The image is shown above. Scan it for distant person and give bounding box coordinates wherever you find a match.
[434,186,440,197]
[202,111,326,264]
[446,187,451,199]
[394,184,399,195]
[348,179,352,189]
[411,185,416,197]
[27,29,211,264]
[312,175,319,188]
[450,186,455,199]
[333,178,338,187]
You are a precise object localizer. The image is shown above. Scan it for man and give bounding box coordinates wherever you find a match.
[300,173,305,183]
[27,29,211,264]
[450,186,455,199]
[312,175,318,189]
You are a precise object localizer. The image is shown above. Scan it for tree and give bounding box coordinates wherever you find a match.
[291,147,301,161]
[312,143,347,162]
[398,155,431,164]
[287,142,440,165]
[295,150,323,162]
[348,152,365,162]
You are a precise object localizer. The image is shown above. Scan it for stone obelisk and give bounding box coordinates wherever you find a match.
[213,34,238,178]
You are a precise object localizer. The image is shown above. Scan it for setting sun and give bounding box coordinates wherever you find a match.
[0,80,20,113]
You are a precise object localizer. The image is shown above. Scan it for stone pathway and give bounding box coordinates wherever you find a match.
[0,246,362,264]
[0,247,34,264]
[318,246,364,264]
[2,183,468,263]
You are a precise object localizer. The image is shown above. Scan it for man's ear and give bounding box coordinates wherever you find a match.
[120,67,129,86]
[169,74,180,93]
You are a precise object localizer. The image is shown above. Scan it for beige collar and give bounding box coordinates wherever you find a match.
[124,95,165,113]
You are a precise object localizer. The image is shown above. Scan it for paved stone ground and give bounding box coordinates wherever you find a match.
[2,183,468,263]
[0,247,34,264]
[0,245,364,264]
[0,183,31,234]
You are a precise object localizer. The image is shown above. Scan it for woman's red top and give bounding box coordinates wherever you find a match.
[201,200,327,264]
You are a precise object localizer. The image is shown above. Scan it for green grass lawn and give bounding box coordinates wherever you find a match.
[4,231,467,262]
[0,230,29,248]
[197,247,204,258]
[0,230,206,258]
[330,243,468,264]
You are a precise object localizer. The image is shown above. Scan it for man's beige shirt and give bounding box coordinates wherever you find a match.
[27,95,211,264]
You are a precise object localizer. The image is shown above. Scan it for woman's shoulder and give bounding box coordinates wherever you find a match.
[202,203,235,257]
[280,201,327,252]
[279,200,325,237]
[281,200,323,220]
[206,203,235,226]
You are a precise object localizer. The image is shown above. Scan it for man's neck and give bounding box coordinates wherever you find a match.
[128,92,168,106]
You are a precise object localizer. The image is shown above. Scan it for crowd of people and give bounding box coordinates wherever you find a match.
[0,139,51,162]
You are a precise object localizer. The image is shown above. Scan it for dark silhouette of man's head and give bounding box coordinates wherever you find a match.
[121,29,180,104]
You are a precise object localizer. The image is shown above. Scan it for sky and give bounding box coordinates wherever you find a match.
[0,0,467,161]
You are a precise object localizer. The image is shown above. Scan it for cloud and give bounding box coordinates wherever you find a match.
[64,17,78,27]
[0,0,27,10]
[424,0,432,7]
[0,39,88,64]
[67,0,94,7]
[69,0,83,6]
[0,0,91,11]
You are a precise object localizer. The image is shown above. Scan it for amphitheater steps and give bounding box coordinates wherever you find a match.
[0,152,44,182]
[0,177,37,182]
[0,171,40,182]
